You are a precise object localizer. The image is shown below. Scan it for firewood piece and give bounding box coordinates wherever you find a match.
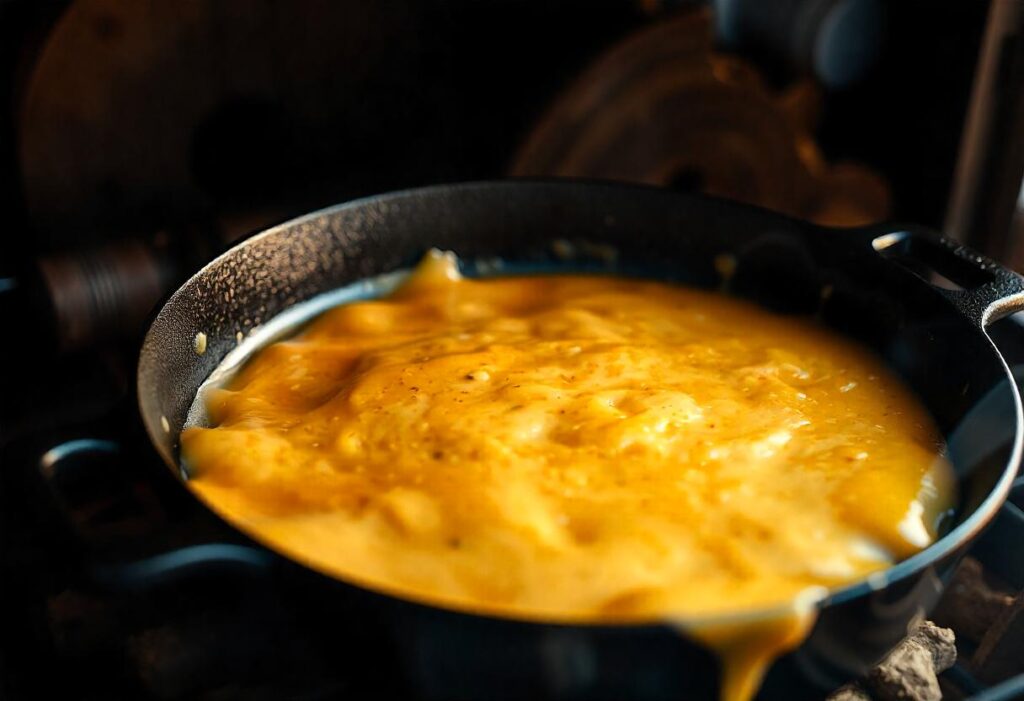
[933,557,1016,643]
[913,621,957,672]
[973,591,1024,683]
[867,622,956,701]
[827,683,873,700]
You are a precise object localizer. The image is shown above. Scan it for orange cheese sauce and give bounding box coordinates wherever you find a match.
[182,250,954,699]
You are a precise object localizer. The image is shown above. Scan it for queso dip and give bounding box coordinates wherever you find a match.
[182,250,954,700]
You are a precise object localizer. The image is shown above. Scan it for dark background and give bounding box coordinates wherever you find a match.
[0,0,990,259]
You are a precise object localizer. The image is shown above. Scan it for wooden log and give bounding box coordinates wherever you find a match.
[933,557,1015,644]
[972,591,1024,683]
[866,621,956,701]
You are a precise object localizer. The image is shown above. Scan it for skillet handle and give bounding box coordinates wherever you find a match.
[867,226,1024,330]
[91,543,276,592]
[37,436,276,593]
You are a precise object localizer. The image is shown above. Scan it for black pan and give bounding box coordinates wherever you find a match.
[137,180,1024,700]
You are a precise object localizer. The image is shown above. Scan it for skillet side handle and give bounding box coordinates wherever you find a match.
[869,226,1024,330]
[947,255,1024,330]
[90,543,276,592]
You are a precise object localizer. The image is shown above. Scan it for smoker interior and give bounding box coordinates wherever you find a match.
[3,3,1022,700]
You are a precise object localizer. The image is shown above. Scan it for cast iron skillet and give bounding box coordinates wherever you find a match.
[138,180,1024,700]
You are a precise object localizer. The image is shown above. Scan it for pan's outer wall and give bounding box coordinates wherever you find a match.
[137,181,1020,700]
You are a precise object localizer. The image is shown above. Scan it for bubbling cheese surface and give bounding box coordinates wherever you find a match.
[182,251,954,696]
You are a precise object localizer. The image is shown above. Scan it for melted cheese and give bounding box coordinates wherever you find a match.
[182,250,955,700]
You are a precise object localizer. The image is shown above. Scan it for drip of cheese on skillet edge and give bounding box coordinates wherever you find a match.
[181,249,955,701]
